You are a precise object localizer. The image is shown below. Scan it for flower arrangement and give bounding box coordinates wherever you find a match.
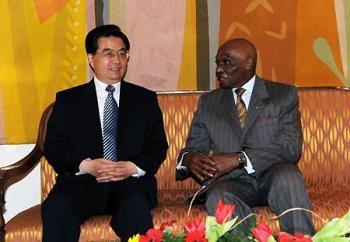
[128,200,350,242]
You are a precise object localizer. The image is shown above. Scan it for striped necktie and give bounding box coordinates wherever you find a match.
[235,88,246,128]
[103,85,118,161]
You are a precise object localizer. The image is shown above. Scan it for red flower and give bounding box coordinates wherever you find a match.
[252,219,272,242]
[214,199,235,224]
[278,232,312,242]
[139,228,163,242]
[139,235,150,242]
[184,219,205,233]
[185,230,207,242]
[160,220,177,231]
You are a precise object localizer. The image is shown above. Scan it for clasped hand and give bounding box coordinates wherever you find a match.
[183,152,240,184]
[79,158,138,182]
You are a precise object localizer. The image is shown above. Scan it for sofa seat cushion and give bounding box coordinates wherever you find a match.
[307,185,350,229]
[157,185,350,233]
[157,189,198,204]
[5,186,349,241]
[5,205,118,242]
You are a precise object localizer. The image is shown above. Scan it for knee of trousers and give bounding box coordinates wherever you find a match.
[205,186,241,215]
[267,165,310,204]
[109,192,153,237]
[118,192,152,212]
[41,195,77,222]
[269,164,305,189]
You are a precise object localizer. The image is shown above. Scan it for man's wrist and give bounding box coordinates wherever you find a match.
[79,158,91,173]
[235,152,247,167]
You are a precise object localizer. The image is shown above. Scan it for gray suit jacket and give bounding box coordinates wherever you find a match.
[176,77,302,181]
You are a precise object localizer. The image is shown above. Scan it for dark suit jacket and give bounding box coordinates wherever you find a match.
[177,77,302,181]
[44,80,168,206]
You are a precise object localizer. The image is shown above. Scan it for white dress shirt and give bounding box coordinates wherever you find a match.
[232,76,256,174]
[77,77,145,177]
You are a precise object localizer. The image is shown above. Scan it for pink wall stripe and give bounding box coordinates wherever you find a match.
[126,0,186,91]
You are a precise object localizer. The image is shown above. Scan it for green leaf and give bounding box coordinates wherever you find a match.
[206,216,222,242]
[162,230,186,242]
[222,216,238,235]
[313,211,350,241]
[316,237,350,242]
[268,236,277,242]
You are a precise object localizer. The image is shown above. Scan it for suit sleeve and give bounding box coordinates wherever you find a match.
[176,96,211,180]
[44,93,86,175]
[129,92,168,175]
[243,86,303,177]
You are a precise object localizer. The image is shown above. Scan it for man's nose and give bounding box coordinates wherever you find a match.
[111,54,121,62]
[216,66,224,74]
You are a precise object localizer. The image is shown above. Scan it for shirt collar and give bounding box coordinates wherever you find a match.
[233,75,256,94]
[94,76,121,97]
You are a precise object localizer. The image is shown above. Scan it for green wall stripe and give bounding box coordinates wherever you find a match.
[196,0,210,90]
[95,0,104,26]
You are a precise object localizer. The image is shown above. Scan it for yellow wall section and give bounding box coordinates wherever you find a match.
[0,0,87,143]
[177,0,197,90]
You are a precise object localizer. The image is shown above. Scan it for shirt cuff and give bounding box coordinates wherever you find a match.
[241,151,255,174]
[176,152,189,171]
[75,158,91,175]
[131,164,146,178]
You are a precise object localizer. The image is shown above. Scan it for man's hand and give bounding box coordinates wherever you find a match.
[79,158,115,177]
[79,159,138,182]
[210,153,240,182]
[183,152,216,182]
[96,161,138,182]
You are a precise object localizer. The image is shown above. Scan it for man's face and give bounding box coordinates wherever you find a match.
[215,45,250,89]
[88,36,129,84]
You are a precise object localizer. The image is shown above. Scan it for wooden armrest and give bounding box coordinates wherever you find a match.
[0,103,53,241]
[0,144,43,190]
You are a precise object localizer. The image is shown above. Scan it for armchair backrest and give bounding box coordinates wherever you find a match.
[40,88,350,201]
[297,88,350,186]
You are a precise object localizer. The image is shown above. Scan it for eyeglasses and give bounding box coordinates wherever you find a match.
[98,49,130,59]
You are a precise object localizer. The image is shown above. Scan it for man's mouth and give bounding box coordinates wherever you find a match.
[217,76,226,81]
[110,67,120,71]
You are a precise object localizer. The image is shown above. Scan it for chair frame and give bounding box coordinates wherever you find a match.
[0,103,53,242]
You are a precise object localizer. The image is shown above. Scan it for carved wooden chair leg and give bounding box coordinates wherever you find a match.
[0,189,5,242]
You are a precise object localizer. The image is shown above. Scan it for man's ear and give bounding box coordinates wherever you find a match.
[245,58,253,70]
[87,54,94,69]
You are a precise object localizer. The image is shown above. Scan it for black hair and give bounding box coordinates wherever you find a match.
[85,24,130,54]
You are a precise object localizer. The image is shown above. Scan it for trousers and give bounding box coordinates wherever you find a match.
[205,164,315,236]
[41,174,153,242]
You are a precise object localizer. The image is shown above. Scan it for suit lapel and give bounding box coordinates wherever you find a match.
[80,80,104,157]
[243,78,269,134]
[117,81,130,155]
[118,80,128,129]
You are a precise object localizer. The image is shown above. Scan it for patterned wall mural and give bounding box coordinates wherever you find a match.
[0,0,349,143]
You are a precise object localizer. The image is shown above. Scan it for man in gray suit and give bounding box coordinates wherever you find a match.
[176,38,315,236]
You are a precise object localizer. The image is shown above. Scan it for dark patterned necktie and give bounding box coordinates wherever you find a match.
[235,88,246,128]
[103,85,118,161]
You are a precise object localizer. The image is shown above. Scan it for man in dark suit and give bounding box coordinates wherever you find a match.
[176,38,315,236]
[42,25,168,242]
